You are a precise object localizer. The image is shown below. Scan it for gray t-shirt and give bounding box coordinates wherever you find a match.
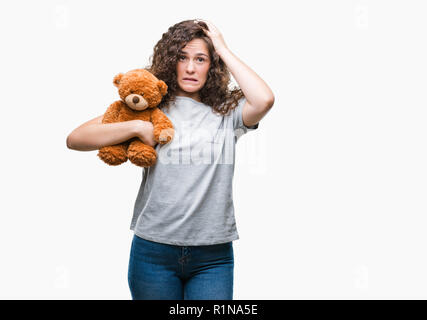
[130,95,258,246]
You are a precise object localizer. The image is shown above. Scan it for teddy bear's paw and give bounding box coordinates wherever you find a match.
[128,152,157,167]
[97,147,128,166]
[158,127,174,144]
[128,156,157,168]
[128,145,157,168]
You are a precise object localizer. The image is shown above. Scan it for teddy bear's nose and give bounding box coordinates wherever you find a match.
[132,96,140,104]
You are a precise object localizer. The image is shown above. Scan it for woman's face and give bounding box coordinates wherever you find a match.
[176,38,211,101]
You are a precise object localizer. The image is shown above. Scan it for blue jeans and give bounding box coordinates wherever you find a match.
[128,234,234,300]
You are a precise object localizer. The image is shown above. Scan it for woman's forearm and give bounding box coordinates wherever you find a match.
[66,120,140,151]
[217,47,274,108]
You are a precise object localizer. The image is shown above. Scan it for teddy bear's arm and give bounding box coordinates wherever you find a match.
[150,108,175,144]
[102,100,125,123]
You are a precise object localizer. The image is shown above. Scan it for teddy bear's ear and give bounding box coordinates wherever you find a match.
[113,73,124,87]
[157,80,168,96]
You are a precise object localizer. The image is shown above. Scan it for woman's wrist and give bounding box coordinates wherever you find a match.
[131,120,145,139]
[132,120,157,147]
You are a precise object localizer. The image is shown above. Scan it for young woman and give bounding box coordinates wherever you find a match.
[66,19,274,300]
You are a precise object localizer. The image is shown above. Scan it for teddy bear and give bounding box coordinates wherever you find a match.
[97,68,174,167]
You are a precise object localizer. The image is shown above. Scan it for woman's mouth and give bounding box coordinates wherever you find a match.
[183,78,198,82]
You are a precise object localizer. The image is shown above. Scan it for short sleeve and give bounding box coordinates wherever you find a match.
[232,97,259,140]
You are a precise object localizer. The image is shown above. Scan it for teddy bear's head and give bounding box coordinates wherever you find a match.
[113,69,168,111]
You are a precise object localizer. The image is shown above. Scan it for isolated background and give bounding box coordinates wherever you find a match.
[0,0,426,299]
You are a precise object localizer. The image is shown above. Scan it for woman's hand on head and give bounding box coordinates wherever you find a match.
[195,19,228,55]
[134,120,157,148]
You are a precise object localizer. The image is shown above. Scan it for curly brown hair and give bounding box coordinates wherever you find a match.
[143,19,244,116]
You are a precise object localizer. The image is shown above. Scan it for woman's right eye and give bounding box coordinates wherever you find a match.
[178,55,186,60]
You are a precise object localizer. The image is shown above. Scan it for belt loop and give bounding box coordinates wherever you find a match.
[183,246,189,256]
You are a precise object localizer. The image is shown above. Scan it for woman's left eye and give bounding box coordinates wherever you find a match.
[197,58,205,62]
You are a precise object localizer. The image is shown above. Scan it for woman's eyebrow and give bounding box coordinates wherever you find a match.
[179,50,209,58]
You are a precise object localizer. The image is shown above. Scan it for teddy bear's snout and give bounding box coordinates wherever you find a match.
[125,94,149,111]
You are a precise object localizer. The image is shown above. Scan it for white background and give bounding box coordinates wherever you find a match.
[0,0,426,299]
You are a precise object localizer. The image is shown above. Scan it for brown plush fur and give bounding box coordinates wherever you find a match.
[97,69,174,167]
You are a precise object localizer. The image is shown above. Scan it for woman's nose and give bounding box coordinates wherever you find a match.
[186,61,195,71]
